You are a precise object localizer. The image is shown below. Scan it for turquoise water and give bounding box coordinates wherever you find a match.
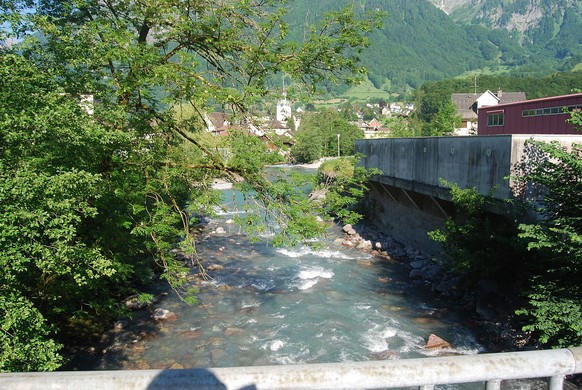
[79,171,485,371]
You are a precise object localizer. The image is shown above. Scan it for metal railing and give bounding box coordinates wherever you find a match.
[2,347,581,390]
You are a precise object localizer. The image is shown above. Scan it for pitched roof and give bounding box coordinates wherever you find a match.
[368,118,382,129]
[451,91,526,120]
[451,93,483,120]
[497,92,527,104]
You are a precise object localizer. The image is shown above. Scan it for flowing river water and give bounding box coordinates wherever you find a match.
[67,167,485,372]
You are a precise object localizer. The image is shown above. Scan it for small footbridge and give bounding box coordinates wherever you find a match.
[2,347,581,389]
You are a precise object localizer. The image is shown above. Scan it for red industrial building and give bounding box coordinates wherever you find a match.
[478,93,582,135]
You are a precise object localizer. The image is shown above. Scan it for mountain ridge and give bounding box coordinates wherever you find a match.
[284,0,582,95]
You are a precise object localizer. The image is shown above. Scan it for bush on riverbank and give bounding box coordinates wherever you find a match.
[315,158,380,225]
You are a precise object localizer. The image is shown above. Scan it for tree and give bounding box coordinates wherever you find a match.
[513,105,582,347]
[388,116,421,138]
[0,0,381,371]
[515,137,582,347]
[291,109,364,163]
[427,181,527,285]
[424,100,462,136]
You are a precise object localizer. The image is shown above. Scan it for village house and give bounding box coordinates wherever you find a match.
[204,112,230,136]
[451,90,526,135]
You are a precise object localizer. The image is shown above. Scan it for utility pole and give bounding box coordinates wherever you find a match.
[337,134,340,157]
[474,74,477,94]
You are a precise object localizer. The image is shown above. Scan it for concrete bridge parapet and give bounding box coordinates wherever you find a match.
[356,134,582,203]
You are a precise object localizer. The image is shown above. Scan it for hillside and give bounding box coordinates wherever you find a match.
[433,0,582,71]
[284,0,581,96]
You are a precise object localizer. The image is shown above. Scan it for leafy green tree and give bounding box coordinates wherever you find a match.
[388,117,421,138]
[516,138,582,347]
[316,158,380,225]
[0,0,381,371]
[291,109,364,163]
[424,100,462,136]
[428,181,527,285]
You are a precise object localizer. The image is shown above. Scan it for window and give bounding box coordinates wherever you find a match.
[523,109,535,117]
[488,113,504,127]
[522,104,582,117]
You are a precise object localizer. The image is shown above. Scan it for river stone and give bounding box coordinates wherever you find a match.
[214,227,226,234]
[424,334,452,349]
[356,259,374,267]
[207,264,225,271]
[178,330,202,340]
[152,308,177,322]
[309,188,327,201]
[210,349,225,361]
[134,360,150,370]
[124,295,147,310]
[342,224,353,233]
[409,268,424,279]
[410,260,425,269]
[356,240,372,250]
[224,327,244,337]
[113,319,130,331]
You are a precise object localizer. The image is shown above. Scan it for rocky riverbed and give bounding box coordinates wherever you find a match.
[337,221,532,353]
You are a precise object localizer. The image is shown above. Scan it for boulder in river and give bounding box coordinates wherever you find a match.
[152,308,177,322]
[424,334,452,350]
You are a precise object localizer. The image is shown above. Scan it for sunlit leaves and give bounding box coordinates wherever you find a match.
[515,140,582,347]
[0,294,63,372]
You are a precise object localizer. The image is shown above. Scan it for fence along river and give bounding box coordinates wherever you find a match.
[65,167,484,371]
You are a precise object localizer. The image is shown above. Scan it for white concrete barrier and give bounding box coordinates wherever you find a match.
[1,347,581,389]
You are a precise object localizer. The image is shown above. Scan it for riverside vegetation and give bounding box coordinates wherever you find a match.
[0,0,382,372]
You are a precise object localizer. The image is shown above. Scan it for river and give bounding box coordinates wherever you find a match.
[65,167,484,371]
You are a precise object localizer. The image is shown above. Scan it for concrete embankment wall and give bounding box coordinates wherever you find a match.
[356,135,582,258]
[363,184,445,258]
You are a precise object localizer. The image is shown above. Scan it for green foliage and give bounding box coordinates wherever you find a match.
[0,294,63,372]
[233,171,327,248]
[451,0,582,62]
[387,117,422,138]
[516,281,582,347]
[1,0,379,371]
[316,158,380,225]
[515,140,582,347]
[517,141,582,267]
[428,181,527,283]
[424,100,462,136]
[291,110,364,163]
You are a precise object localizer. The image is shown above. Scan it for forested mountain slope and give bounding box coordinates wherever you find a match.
[445,0,582,73]
[285,0,581,94]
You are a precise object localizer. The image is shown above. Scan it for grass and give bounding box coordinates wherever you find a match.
[340,79,391,101]
[319,157,354,180]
